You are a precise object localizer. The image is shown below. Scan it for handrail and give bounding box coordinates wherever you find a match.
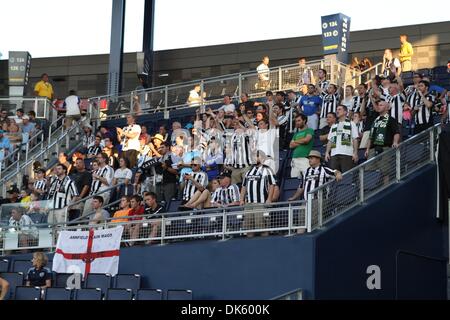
[88,60,326,102]
[68,199,307,226]
[69,182,126,223]
[0,123,82,185]
[306,123,440,232]
[270,288,304,300]
[88,59,330,121]
[306,123,439,199]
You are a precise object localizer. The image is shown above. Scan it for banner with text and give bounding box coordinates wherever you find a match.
[53,226,123,278]
[321,13,351,64]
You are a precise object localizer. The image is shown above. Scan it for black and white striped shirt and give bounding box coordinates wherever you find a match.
[89,165,114,195]
[182,171,208,201]
[301,165,336,200]
[320,92,339,119]
[47,176,79,209]
[318,80,330,92]
[351,95,365,114]
[211,184,240,206]
[388,93,405,124]
[407,92,435,125]
[225,130,255,169]
[87,145,102,156]
[33,179,47,193]
[242,164,277,204]
[404,85,416,97]
[82,133,96,148]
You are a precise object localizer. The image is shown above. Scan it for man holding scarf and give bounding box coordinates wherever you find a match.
[364,101,400,160]
[325,105,360,172]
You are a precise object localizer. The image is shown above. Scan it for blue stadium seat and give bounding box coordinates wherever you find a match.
[135,289,163,300]
[283,177,300,191]
[364,170,382,192]
[14,286,41,300]
[44,287,72,300]
[84,273,112,294]
[417,68,431,78]
[280,189,296,202]
[114,274,141,293]
[55,273,82,288]
[106,288,133,300]
[0,272,24,300]
[0,259,9,273]
[28,212,48,225]
[12,260,33,275]
[167,289,193,300]
[74,288,102,300]
[168,199,182,212]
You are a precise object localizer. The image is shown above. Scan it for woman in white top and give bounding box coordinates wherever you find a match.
[341,85,355,116]
[113,157,133,197]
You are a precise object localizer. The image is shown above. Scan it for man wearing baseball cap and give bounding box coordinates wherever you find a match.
[210,170,240,208]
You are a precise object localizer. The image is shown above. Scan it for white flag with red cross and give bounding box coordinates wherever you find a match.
[53,226,123,278]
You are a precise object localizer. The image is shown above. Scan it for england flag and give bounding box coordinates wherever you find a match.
[53,226,124,278]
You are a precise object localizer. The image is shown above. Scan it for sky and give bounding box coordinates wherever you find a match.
[0,0,448,59]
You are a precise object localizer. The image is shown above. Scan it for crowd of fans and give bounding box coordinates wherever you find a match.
[1,35,449,244]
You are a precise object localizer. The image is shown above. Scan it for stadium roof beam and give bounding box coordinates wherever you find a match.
[107,0,126,97]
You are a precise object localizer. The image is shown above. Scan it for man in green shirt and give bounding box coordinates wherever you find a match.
[289,114,314,178]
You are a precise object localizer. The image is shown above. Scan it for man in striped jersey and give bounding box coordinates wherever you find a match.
[405,80,436,134]
[352,84,368,114]
[316,69,329,92]
[32,168,47,199]
[288,150,342,233]
[404,72,422,97]
[86,135,103,159]
[181,158,208,207]
[224,119,256,185]
[318,84,339,129]
[289,150,342,201]
[388,83,406,137]
[83,153,114,216]
[240,150,277,237]
[47,163,79,224]
[210,170,240,207]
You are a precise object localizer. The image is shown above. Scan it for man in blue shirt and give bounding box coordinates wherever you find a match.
[299,84,322,131]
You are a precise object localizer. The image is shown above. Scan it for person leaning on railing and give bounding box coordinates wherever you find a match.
[288,150,342,233]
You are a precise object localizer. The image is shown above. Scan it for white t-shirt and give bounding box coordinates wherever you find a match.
[257,63,270,80]
[219,103,235,113]
[9,214,34,230]
[328,121,360,157]
[342,97,353,112]
[114,168,133,184]
[188,90,201,106]
[256,127,278,159]
[122,124,141,151]
[64,95,81,116]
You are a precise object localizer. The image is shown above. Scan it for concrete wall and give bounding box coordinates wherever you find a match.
[0,21,448,98]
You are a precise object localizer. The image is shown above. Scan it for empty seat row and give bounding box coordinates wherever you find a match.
[14,287,192,300]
